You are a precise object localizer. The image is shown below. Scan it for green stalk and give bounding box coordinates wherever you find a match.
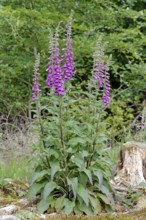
[93,107,104,157]
[58,95,67,170]
[35,96,50,168]
[36,97,46,149]
[87,101,104,168]
[87,79,92,116]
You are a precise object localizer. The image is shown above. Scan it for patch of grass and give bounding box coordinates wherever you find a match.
[0,158,31,180]
[32,209,146,220]
[108,146,120,164]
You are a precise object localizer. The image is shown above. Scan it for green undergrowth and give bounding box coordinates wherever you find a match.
[0,158,31,180]
[13,207,146,220]
[36,208,146,220]
[18,208,146,220]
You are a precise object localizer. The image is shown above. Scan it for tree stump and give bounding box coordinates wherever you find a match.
[115,141,146,187]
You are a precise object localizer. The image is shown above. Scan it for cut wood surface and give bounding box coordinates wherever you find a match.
[115,141,146,187]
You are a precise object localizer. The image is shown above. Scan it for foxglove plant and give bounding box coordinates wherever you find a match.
[30,23,114,216]
[32,53,41,100]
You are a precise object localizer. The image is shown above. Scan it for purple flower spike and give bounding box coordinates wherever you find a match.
[103,86,110,105]
[92,39,111,106]
[62,18,74,81]
[46,29,65,95]
[102,56,111,106]
[46,19,74,95]
[32,53,41,100]
[93,46,105,89]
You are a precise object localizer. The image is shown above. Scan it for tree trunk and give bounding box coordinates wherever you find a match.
[115,141,146,187]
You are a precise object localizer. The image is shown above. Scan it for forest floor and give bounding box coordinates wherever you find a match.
[1,178,146,220]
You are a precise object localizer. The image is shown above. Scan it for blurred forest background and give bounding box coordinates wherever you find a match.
[0,0,146,137]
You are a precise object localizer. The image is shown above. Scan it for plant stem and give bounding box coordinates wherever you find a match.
[58,96,67,169]
[88,79,92,116]
[36,98,46,149]
[87,104,104,168]
[58,96,64,149]
[35,97,50,168]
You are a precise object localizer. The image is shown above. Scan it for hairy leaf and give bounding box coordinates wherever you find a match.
[27,181,47,199]
[77,183,89,206]
[29,170,49,185]
[78,202,94,215]
[67,177,78,199]
[55,195,65,212]
[93,170,103,190]
[42,181,58,202]
[89,195,98,215]
[79,168,93,185]
[50,160,60,181]
[63,198,75,215]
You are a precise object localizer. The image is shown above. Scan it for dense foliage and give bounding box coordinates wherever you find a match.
[0,0,146,135]
[27,30,115,214]
[28,91,115,214]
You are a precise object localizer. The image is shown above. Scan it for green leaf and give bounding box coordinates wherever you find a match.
[74,203,83,215]
[93,170,103,190]
[29,170,49,185]
[50,160,60,181]
[71,154,84,168]
[67,177,78,199]
[27,181,47,199]
[37,196,54,213]
[79,172,88,186]
[42,181,58,202]
[37,199,50,213]
[68,137,85,146]
[77,183,89,206]
[100,185,111,198]
[64,120,77,127]
[97,193,111,205]
[46,149,59,159]
[82,150,89,157]
[78,203,94,215]
[96,197,102,213]
[100,185,115,208]
[79,168,93,185]
[63,198,75,215]
[89,195,98,215]
[55,195,65,212]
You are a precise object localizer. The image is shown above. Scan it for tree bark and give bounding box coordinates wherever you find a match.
[115,142,146,187]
